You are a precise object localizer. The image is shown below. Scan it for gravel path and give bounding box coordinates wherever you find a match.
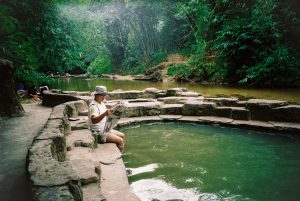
[0,103,52,201]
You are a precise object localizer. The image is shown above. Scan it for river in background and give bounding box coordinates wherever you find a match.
[52,77,300,104]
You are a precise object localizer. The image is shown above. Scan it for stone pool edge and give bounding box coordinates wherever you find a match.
[27,88,300,201]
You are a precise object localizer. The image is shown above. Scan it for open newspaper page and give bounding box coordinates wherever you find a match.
[104,101,128,133]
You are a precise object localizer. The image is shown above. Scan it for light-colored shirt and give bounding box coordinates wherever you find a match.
[88,100,107,132]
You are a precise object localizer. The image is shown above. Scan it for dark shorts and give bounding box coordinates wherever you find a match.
[91,130,107,143]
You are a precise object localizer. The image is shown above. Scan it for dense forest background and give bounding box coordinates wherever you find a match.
[1,0,300,87]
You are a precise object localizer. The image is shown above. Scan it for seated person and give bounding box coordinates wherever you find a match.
[39,85,49,97]
[27,85,41,101]
[88,86,125,152]
[17,83,26,96]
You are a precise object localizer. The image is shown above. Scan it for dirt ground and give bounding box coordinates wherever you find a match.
[0,103,52,201]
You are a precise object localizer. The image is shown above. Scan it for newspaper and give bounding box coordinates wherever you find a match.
[104,101,128,133]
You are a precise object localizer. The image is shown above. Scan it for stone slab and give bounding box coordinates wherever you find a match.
[67,129,95,150]
[100,159,140,201]
[92,144,122,165]
[159,115,183,120]
[198,116,234,124]
[69,159,99,185]
[82,183,106,201]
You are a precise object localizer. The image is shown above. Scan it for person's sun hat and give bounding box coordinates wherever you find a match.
[92,86,108,95]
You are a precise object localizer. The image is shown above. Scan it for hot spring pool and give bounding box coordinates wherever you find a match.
[120,122,300,201]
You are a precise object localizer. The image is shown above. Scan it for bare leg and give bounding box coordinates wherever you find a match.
[111,129,125,145]
[106,132,124,152]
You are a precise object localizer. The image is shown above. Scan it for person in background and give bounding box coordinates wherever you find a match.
[88,86,125,152]
[27,85,41,101]
[39,85,49,98]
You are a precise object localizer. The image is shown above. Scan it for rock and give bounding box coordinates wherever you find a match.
[100,159,140,201]
[272,105,300,123]
[204,97,239,106]
[107,90,155,100]
[231,120,274,129]
[117,116,162,126]
[82,183,106,201]
[92,144,122,165]
[70,118,89,131]
[42,91,81,107]
[159,115,183,120]
[66,147,94,162]
[124,101,162,117]
[50,104,69,120]
[28,140,54,162]
[246,99,288,121]
[62,91,78,94]
[231,107,250,120]
[214,106,250,120]
[214,107,232,118]
[177,91,200,97]
[198,116,234,124]
[161,104,183,115]
[37,119,67,161]
[178,116,200,122]
[270,121,300,133]
[66,129,95,150]
[158,96,203,104]
[166,88,187,96]
[45,109,71,135]
[69,159,99,185]
[28,159,79,186]
[33,186,75,201]
[182,101,216,116]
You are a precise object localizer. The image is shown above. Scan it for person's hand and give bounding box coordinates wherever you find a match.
[106,109,113,115]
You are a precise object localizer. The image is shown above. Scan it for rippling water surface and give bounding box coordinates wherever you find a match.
[120,122,300,201]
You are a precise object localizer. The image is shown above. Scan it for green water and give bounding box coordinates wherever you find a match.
[52,77,300,103]
[120,122,300,201]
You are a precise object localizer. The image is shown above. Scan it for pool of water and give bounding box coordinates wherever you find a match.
[120,122,300,201]
[52,77,300,104]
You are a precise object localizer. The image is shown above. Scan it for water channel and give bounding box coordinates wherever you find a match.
[52,77,300,104]
[120,122,300,201]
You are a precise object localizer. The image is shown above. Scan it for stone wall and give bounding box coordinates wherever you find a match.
[28,100,89,201]
[30,88,300,200]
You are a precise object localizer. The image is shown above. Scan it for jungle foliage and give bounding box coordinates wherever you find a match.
[0,0,299,86]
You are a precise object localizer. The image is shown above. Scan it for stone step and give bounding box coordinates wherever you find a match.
[66,129,95,150]
[70,117,89,130]
[82,183,106,201]
[161,104,183,115]
[214,106,250,120]
[69,159,99,185]
[100,159,140,201]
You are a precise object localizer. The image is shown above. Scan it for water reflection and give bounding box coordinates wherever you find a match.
[52,77,300,103]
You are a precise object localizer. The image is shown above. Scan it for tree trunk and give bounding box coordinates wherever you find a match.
[0,59,24,116]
